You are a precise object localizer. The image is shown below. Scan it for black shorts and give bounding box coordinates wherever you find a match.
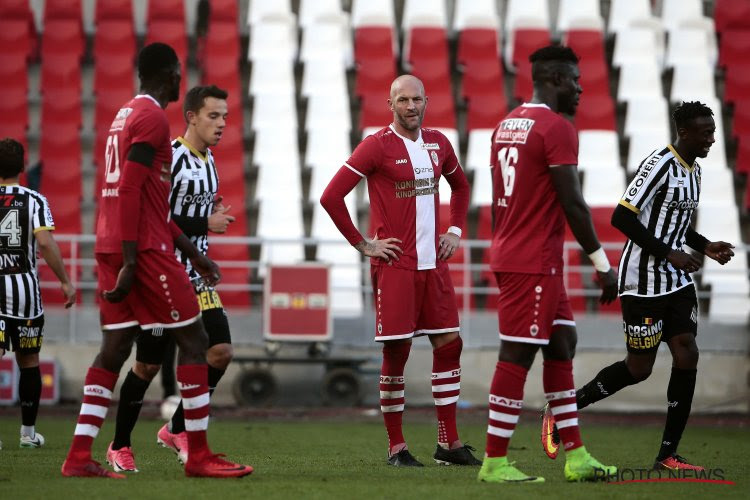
[135,288,231,365]
[620,285,698,353]
[0,315,45,354]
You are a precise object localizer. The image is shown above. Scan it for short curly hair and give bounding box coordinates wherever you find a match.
[0,138,24,179]
[673,101,714,129]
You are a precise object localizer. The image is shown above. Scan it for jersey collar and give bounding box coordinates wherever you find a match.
[667,144,695,172]
[176,136,209,163]
[389,123,423,143]
[521,102,551,109]
[135,94,161,107]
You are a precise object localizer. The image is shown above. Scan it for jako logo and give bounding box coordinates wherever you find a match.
[395,159,408,164]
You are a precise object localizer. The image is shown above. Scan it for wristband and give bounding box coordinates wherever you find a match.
[587,247,611,273]
[447,226,462,238]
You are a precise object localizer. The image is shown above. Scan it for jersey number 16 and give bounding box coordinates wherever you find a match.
[104,134,121,184]
[497,146,518,197]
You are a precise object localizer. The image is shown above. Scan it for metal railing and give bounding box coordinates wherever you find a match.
[40,235,749,342]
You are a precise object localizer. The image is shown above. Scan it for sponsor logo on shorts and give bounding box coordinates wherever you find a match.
[197,290,224,312]
[529,324,539,336]
[18,324,41,349]
[690,305,698,324]
[170,310,180,321]
[623,318,663,350]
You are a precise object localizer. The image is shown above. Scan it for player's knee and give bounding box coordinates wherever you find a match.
[207,343,233,370]
[134,361,160,381]
[15,352,39,369]
[673,340,699,369]
[626,359,653,382]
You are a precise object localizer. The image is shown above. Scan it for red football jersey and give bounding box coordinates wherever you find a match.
[95,94,175,254]
[489,103,579,275]
[345,125,463,270]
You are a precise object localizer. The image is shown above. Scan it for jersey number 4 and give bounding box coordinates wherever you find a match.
[104,134,121,183]
[497,146,518,197]
[0,210,22,246]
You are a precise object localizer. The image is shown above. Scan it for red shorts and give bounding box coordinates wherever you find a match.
[97,250,200,331]
[494,272,575,345]
[370,264,459,342]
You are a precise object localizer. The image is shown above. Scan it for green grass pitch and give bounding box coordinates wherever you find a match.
[0,414,747,499]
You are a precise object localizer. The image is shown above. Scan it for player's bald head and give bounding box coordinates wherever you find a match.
[390,75,425,99]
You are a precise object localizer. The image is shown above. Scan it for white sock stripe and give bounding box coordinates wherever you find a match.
[183,393,210,410]
[550,403,578,416]
[433,396,459,406]
[379,390,405,399]
[74,423,100,438]
[489,409,519,424]
[432,382,461,393]
[487,425,514,438]
[556,418,579,429]
[84,385,112,400]
[185,416,209,432]
[80,403,108,419]
[431,369,461,380]
[489,394,523,408]
[379,375,405,384]
[381,404,404,412]
[545,389,576,401]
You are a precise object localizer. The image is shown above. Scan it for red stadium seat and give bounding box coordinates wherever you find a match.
[0,87,28,130]
[95,0,132,23]
[574,94,616,131]
[577,59,610,98]
[145,20,188,62]
[457,28,500,66]
[732,100,750,141]
[93,20,136,61]
[354,27,394,62]
[736,136,750,175]
[0,0,33,19]
[724,64,750,104]
[565,29,606,66]
[40,52,81,91]
[41,87,82,129]
[94,54,136,94]
[0,19,33,61]
[511,29,550,69]
[461,60,505,100]
[466,94,507,130]
[202,21,240,65]
[411,59,452,96]
[359,95,393,130]
[714,0,750,33]
[41,19,84,59]
[44,0,81,21]
[513,62,534,102]
[207,0,238,22]
[39,126,81,182]
[147,0,184,23]
[405,27,449,65]
[355,58,397,98]
[421,93,456,129]
[0,52,28,95]
[718,29,750,68]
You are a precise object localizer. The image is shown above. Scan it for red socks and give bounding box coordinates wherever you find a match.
[485,361,527,458]
[380,342,410,454]
[543,359,583,451]
[67,367,118,462]
[177,364,211,460]
[432,337,462,447]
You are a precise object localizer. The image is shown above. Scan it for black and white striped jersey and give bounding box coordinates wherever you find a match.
[169,137,218,282]
[618,145,701,297]
[0,184,55,319]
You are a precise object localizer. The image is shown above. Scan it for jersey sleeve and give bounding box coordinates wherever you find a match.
[620,161,670,214]
[441,135,460,176]
[343,135,381,177]
[32,193,55,233]
[129,107,170,150]
[544,118,579,167]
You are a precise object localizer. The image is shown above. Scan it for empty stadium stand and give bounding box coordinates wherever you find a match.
[0,0,746,322]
